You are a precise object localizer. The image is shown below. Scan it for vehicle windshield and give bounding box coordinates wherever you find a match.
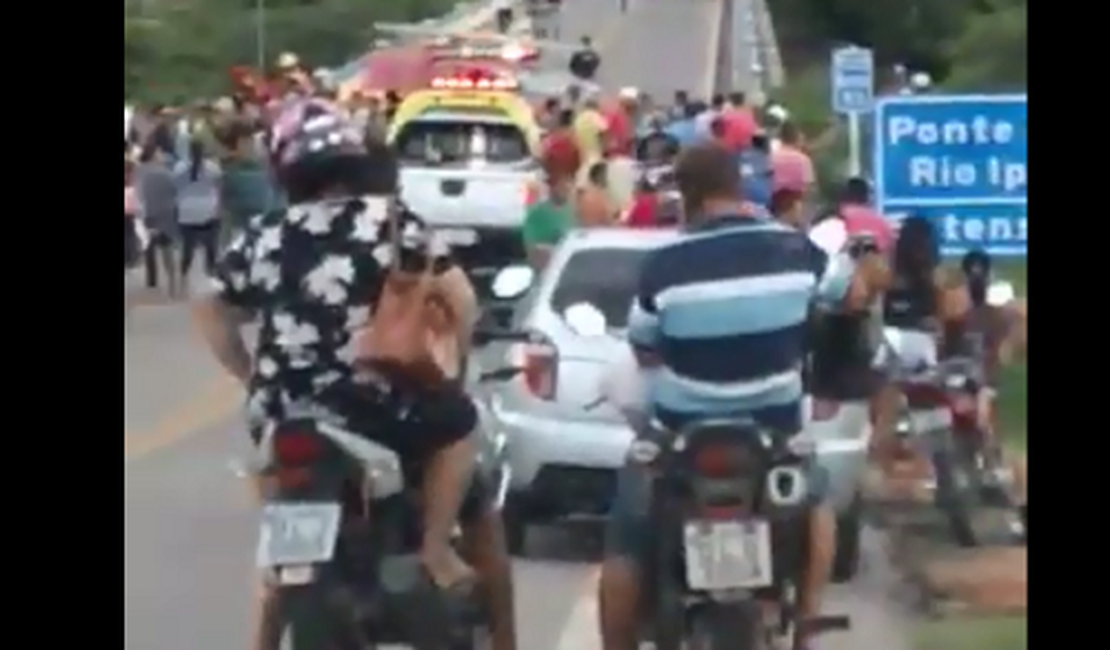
[549,248,650,329]
[395,118,529,166]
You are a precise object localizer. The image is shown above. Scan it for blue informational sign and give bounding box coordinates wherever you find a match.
[831,46,874,114]
[874,94,1028,257]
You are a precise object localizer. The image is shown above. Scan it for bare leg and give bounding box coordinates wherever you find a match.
[249,578,284,650]
[461,509,518,650]
[598,557,640,650]
[870,382,902,472]
[160,242,181,299]
[796,505,836,648]
[421,436,478,588]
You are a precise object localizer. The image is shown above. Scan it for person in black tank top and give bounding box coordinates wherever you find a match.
[872,216,972,469]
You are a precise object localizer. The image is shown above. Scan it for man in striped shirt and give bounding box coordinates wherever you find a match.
[598,143,889,650]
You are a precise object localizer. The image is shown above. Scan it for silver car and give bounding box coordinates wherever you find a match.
[476,229,675,553]
[477,229,871,572]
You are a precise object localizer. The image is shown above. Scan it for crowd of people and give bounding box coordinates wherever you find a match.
[127,41,1024,649]
[124,53,406,299]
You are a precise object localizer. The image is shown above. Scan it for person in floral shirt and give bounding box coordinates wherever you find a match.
[192,99,517,650]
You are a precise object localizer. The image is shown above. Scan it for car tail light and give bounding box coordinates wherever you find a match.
[692,444,750,478]
[901,383,950,409]
[511,337,558,399]
[273,430,324,465]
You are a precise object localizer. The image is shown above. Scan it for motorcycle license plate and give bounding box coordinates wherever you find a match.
[255,502,342,569]
[683,519,773,591]
[909,408,952,433]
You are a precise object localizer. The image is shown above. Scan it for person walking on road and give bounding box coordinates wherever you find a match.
[136,144,181,297]
[218,123,278,248]
[174,140,222,288]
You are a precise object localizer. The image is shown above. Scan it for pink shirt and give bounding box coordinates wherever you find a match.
[771,145,815,192]
[124,186,137,216]
[840,203,895,253]
[719,107,758,151]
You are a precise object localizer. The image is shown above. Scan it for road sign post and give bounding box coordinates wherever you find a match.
[831,46,874,177]
[873,94,1028,257]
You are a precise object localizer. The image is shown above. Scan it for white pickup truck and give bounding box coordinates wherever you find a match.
[394,111,542,298]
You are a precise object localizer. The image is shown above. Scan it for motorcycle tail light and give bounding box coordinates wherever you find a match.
[699,504,746,520]
[950,393,977,416]
[901,383,950,409]
[273,430,324,465]
[692,443,750,478]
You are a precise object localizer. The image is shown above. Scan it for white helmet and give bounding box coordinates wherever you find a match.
[618,86,640,102]
[766,103,790,124]
[910,72,933,90]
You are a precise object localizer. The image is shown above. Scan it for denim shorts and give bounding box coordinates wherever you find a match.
[604,453,830,560]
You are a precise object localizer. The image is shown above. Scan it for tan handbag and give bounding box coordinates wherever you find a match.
[357,201,446,386]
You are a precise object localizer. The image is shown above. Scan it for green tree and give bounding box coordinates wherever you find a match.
[124,0,457,102]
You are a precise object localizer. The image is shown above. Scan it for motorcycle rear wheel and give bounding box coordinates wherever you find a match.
[933,437,982,547]
[688,601,764,650]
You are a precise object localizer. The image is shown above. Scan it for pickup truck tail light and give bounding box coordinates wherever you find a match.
[522,180,541,207]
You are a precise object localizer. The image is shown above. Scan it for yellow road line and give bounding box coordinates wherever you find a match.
[123,375,243,462]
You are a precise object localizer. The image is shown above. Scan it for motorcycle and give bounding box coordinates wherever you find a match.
[575,302,849,650]
[243,359,526,650]
[885,317,1022,546]
[633,417,851,649]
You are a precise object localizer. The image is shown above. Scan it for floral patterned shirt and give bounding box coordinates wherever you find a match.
[211,195,451,434]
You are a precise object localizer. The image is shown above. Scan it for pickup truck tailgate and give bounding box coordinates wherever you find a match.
[399,167,535,229]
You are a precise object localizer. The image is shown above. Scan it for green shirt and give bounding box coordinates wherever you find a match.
[522,200,574,249]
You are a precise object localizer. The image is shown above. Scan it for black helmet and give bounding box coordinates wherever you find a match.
[270,98,385,203]
[270,98,365,175]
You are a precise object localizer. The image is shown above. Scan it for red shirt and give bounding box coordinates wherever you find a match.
[625,193,660,228]
[601,107,634,157]
[541,129,581,179]
[719,107,758,151]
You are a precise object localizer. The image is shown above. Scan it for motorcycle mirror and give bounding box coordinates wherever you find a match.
[563,302,608,337]
[808,218,849,255]
[491,265,535,300]
[882,326,905,354]
[986,281,1015,307]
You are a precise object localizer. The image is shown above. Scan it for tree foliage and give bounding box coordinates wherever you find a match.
[769,0,1026,89]
[124,0,456,101]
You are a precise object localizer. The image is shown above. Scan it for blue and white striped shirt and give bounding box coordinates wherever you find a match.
[628,215,855,432]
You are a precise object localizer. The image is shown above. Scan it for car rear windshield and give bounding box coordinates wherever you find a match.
[395,119,529,166]
[548,248,650,329]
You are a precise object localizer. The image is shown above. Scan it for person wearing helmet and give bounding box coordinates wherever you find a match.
[193,100,518,650]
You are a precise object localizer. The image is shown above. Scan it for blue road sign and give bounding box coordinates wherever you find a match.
[831,47,874,114]
[874,94,1027,257]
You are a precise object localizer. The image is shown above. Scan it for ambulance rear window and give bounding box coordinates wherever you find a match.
[395,119,529,166]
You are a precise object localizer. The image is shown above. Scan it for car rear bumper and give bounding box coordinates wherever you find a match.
[490,397,633,515]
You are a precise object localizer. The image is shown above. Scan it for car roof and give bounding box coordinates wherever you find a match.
[557,227,679,252]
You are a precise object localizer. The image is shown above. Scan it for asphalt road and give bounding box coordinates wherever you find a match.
[124,2,911,649]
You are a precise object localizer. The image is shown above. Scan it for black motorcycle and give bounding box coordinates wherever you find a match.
[633,417,850,650]
[251,364,523,650]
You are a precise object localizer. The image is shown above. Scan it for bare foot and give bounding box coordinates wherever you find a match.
[421,545,476,591]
